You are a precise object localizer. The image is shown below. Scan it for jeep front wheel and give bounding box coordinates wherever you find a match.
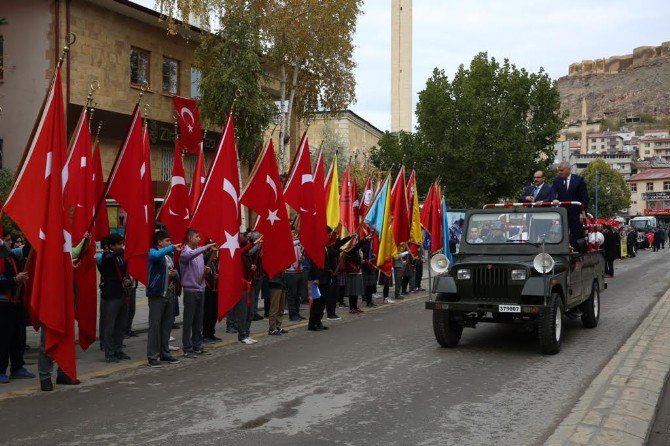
[433,309,463,348]
[538,293,563,355]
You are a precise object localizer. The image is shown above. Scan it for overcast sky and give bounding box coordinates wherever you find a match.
[133,0,670,132]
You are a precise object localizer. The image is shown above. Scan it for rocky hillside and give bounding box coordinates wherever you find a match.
[558,50,670,121]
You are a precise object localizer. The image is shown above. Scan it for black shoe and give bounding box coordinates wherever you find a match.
[203,337,215,344]
[183,352,197,359]
[289,316,301,322]
[172,323,181,329]
[253,314,264,321]
[125,330,138,338]
[116,352,131,360]
[193,348,208,355]
[308,325,322,331]
[318,325,329,330]
[40,379,54,392]
[263,313,270,318]
[56,374,80,385]
[106,356,120,363]
[268,329,282,336]
[148,359,162,368]
[279,328,289,334]
[211,335,222,341]
[225,327,238,334]
[160,355,181,364]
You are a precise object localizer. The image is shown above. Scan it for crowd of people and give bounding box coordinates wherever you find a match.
[0,224,427,391]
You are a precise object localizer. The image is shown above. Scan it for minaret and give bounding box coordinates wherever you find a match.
[391,0,412,132]
[580,97,588,154]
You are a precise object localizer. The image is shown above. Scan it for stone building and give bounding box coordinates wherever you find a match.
[300,110,383,165]
[570,153,633,180]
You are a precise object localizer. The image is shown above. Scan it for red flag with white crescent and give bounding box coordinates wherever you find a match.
[2,66,77,379]
[158,140,190,241]
[173,96,203,154]
[240,139,294,277]
[190,113,243,319]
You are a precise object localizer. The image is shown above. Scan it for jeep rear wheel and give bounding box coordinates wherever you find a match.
[433,309,463,348]
[581,282,600,329]
[538,293,563,355]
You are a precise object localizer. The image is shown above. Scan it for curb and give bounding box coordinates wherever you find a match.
[545,287,670,445]
[0,292,427,402]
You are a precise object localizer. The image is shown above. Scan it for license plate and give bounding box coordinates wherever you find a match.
[499,305,521,313]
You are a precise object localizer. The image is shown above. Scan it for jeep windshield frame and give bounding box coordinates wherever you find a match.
[458,207,571,256]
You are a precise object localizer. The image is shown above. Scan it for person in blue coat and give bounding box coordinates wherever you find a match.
[146,230,182,368]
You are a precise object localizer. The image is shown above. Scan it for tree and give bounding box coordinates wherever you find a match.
[193,4,276,164]
[581,158,631,218]
[0,168,19,234]
[372,53,565,208]
[370,131,433,196]
[156,0,363,169]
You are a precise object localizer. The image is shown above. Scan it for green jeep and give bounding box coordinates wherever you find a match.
[425,205,606,354]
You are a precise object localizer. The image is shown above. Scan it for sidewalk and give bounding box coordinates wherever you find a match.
[545,287,670,445]
[0,283,429,401]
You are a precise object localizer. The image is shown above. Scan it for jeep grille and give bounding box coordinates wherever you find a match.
[472,265,509,301]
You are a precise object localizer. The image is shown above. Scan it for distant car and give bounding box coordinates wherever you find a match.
[426,204,606,354]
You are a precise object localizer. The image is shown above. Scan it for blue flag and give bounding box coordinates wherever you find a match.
[364,176,390,234]
[441,196,453,264]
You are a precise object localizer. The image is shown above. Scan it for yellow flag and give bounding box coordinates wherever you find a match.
[325,157,340,229]
[409,171,423,248]
[377,177,398,266]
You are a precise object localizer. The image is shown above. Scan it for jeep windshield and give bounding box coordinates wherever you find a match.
[466,212,563,244]
[630,220,651,231]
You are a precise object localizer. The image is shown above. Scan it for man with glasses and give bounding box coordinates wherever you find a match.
[519,171,552,203]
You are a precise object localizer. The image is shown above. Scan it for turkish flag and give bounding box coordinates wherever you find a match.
[240,139,294,277]
[107,106,154,285]
[173,96,203,154]
[189,147,206,215]
[64,108,98,350]
[390,166,410,246]
[312,149,328,264]
[91,142,110,240]
[158,140,190,241]
[2,67,77,379]
[284,134,326,268]
[190,113,243,319]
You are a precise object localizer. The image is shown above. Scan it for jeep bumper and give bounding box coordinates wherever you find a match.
[425,301,550,315]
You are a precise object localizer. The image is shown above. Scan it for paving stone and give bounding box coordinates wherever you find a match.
[593,428,644,445]
[602,413,649,439]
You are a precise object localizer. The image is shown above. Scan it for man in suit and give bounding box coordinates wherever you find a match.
[551,162,589,248]
[519,170,553,203]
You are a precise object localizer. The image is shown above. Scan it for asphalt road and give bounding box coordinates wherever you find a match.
[2,249,669,446]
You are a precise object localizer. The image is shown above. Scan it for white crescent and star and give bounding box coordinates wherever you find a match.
[180,107,195,133]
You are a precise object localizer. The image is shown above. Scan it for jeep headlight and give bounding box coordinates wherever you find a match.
[511,269,527,281]
[457,269,471,280]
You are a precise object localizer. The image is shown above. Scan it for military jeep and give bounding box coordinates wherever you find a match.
[425,205,606,354]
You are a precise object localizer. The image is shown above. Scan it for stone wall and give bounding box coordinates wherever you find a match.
[567,41,670,77]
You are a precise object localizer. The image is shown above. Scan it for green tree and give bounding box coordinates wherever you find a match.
[370,131,433,196]
[372,53,565,208]
[193,4,276,164]
[156,0,363,168]
[0,168,19,234]
[581,158,631,218]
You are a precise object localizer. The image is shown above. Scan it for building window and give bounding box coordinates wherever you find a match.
[664,181,670,191]
[161,148,173,182]
[162,57,179,95]
[600,145,605,150]
[130,47,150,86]
[591,138,596,143]
[645,150,651,155]
[647,182,654,192]
[190,66,201,98]
[630,183,637,192]
[0,35,4,81]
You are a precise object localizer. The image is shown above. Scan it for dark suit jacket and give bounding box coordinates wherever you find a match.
[550,174,589,209]
[518,183,553,203]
